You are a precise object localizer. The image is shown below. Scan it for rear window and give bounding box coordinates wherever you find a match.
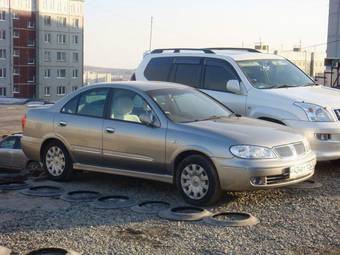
[144,57,173,81]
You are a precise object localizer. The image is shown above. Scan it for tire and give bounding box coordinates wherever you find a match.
[176,155,223,206]
[42,141,73,181]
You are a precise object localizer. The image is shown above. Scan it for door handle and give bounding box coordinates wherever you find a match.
[59,121,67,127]
[105,127,115,134]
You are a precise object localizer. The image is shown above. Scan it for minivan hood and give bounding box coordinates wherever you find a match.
[182,117,305,148]
[262,86,340,108]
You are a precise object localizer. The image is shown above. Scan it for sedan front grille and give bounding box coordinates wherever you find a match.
[274,142,306,158]
[334,109,340,121]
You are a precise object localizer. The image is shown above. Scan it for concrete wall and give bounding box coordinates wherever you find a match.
[327,0,340,59]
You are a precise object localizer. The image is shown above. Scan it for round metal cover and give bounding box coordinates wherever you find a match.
[0,246,12,255]
[0,181,29,191]
[91,195,136,209]
[204,212,260,227]
[158,206,212,221]
[26,248,80,255]
[20,185,64,197]
[60,190,100,202]
[288,179,322,189]
[131,201,171,214]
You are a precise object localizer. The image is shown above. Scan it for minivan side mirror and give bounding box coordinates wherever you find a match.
[226,80,241,94]
[139,112,160,128]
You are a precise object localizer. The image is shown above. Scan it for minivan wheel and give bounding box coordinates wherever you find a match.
[176,155,223,206]
[42,141,73,181]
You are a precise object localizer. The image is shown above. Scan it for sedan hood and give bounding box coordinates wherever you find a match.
[262,86,340,108]
[183,117,305,148]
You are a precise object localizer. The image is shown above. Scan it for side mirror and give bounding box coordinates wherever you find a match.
[226,80,241,94]
[139,112,159,128]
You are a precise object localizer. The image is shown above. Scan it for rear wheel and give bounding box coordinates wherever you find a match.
[176,155,223,206]
[42,141,73,181]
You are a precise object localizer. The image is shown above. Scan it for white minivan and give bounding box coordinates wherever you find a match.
[134,48,340,161]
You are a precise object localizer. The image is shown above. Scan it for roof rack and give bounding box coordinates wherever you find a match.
[204,47,261,53]
[151,48,215,54]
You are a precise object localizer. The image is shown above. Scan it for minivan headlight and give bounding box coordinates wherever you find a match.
[294,102,333,122]
[230,145,277,159]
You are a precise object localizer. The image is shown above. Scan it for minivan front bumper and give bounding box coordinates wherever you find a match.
[212,151,316,191]
[284,119,340,161]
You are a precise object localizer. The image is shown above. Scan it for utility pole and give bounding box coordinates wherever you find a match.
[149,16,153,51]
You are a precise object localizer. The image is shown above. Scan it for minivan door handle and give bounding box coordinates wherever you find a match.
[59,121,67,127]
[105,127,115,134]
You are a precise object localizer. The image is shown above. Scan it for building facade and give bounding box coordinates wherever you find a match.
[0,0,84,100]
[84,71,113,85]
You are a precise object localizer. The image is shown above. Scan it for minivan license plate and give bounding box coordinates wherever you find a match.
[290,162,314,179]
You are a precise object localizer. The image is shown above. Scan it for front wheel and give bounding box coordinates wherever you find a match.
[176,155,223,206]
[42,141,73,181]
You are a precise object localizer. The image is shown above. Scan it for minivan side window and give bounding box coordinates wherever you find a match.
[203,59,239,92]
[144,57,173,81]
[173,58,203,88]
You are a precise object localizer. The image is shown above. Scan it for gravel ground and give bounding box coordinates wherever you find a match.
[0,162,339,255]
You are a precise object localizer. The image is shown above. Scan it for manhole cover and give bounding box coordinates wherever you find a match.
[26,248,80,255]
[91,195,136,209]
[288,179,322,189]
[0,246,12,255]
[0,181,29,191]
[60,190,100,202]
[158,206,212,221]
[131,201,171,214]
[204,212,260,227]
[20,186,64,197]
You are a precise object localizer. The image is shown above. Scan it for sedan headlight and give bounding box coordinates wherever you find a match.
[294,102,333,122]
[230,145,277,159]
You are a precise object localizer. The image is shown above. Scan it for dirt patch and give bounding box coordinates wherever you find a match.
[0,105,26,136]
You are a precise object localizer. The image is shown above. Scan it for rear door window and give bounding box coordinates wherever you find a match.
[144,57,173,81]
[172,57,203,88]
[77,88,109,118]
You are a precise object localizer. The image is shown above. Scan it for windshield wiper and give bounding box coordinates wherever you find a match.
[303,83,319,87]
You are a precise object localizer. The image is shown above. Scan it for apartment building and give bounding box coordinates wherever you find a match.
[0,0,84,100]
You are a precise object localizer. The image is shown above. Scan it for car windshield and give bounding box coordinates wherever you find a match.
[237,59,314,89]
[148,88,233,123]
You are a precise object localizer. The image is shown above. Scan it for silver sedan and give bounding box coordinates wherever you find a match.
[22,82,316,205]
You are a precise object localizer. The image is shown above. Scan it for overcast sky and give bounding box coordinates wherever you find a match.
[84,0,330,69]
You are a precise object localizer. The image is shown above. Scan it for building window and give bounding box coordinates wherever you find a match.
[13,30,19,38]
[72,35,79,44]
[44,51,51,62]
[0,30,5,39]
[13,49,20,57]
[27,21,35,28]
[28,58,35,64]
[57,52,66,62]
[57,69,66,78]
[0,87,6,96]
[72,52,79,63]
[57,86,66,95]
[44,33,51,43]
[73,18,79,28]
[57,16,67,27]
[13,67,19,76]
[0,49,6,59]
[27,39,35,47]
[0,11,5,21]
[12,12,19,20]
[44,69,51,78]
[72,69,78,78]
[13,86,19,94]
[44,87,50,96]
[57,34,67,44]
[72,86,78,91]
[0,68,6,78]
[44,15,51,26]
[28,75,35,83]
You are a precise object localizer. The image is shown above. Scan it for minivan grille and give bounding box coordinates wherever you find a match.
[334,109,340,121]
[274,142,306,158]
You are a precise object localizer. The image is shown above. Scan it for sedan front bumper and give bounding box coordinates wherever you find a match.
[284,119,340,161]
[212,151,316,191]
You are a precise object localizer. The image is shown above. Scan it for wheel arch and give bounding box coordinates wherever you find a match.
[40,138,74,163]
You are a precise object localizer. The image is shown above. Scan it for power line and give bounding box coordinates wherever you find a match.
[281,39,340,52]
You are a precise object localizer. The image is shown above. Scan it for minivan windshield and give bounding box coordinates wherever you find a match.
[237,59,314,89]
[148,88,233,123]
